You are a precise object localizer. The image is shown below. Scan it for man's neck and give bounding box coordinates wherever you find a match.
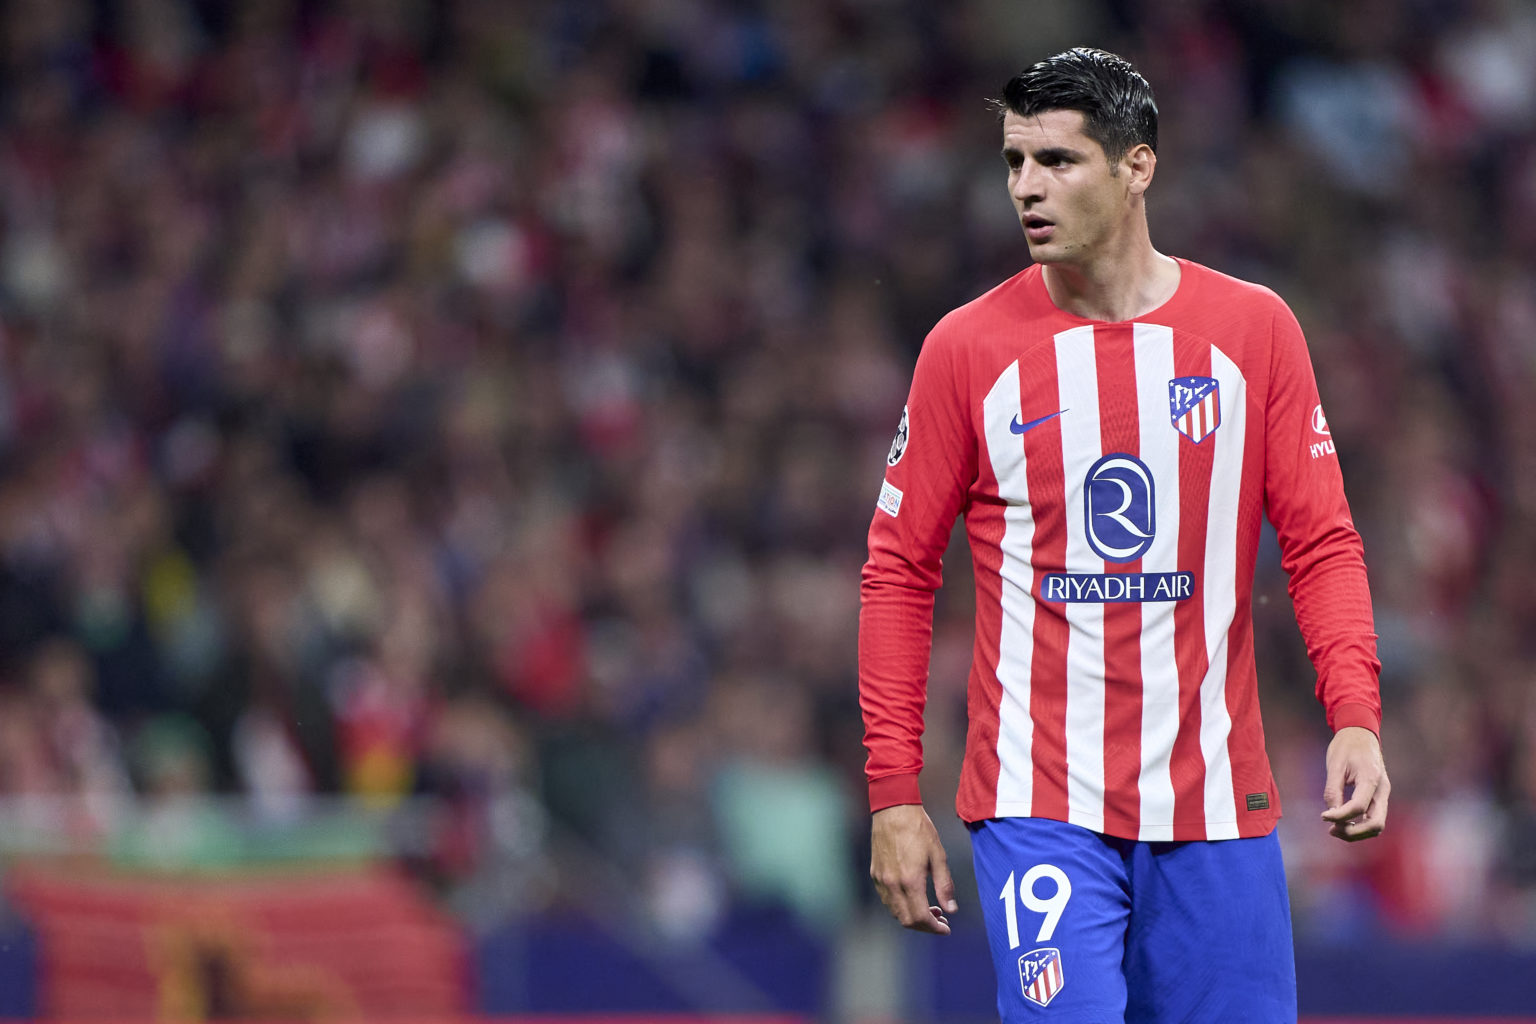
[1041,244,1182,323]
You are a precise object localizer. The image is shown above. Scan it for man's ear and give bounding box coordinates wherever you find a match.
[1125,143,1156,196]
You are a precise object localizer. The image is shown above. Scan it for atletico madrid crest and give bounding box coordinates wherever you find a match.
[1169,376,1221,444]
[1018,947,1064,1007]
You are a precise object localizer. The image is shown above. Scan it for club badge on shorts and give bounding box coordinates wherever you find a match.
[1019,947,1064,1007]
[1169,376,1221,444]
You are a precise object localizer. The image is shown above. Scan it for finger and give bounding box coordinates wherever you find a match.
[1321,758,1373,814]
[924,906,953,935]
[1321,767,1346,814]
[1321,775,1378,822]
[1330,778,1390,841]
[1329,816,1384,841]
[1320,796,1367,822]
[873,874,914,922]
[900,891,950,934]
[931,853,959,915]
[881,874,939,932]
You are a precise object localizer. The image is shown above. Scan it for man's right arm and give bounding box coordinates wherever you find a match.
[859,325,974,929]
[859,325,974,811]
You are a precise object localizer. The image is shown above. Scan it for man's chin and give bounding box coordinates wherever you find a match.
[1025,241,1062,263]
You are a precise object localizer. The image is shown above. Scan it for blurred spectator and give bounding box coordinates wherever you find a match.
[27,636,132,809]
[709,674,855,933]
[111,712,243,869]
[415,690,553,928]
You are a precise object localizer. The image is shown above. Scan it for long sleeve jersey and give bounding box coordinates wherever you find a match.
[859,259,1380,841]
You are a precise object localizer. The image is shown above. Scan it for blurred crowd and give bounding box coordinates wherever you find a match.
[0,0,1534,947]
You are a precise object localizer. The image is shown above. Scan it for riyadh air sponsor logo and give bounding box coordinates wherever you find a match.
[1019,947,1064,1007]
[1041,454,1196,603]
[1084,454,1155,563]
[1169,376,1221,443]
[1042,572,1194,603]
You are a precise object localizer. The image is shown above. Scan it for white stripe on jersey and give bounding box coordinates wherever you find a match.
[1132,324,1180,840]
[1054,325,1106,833]
[1200,345,1247,837]
[983,360,1036,813]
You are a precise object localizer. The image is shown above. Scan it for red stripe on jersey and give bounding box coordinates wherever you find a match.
[1171,339,1214,840]
[1023,348,1070,822]
[1223,596,1265,822]
[1222,397,1274,823]
[1094,323,1144,838]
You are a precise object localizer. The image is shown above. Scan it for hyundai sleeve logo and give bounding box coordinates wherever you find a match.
[1084,453,1155,563]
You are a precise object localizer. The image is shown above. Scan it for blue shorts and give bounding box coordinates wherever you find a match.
[970,818,1296,1023]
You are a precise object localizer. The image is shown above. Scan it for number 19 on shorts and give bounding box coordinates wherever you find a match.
[999,863,1072,948]
[1000,864,1073,1008]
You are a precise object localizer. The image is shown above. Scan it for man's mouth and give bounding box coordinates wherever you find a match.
[1023,215,1055,241]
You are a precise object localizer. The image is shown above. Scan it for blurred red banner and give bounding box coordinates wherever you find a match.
[6,864,469,1018]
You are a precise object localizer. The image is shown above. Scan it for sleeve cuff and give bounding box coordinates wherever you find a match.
[1331,702,1380,737]
[869,773,922,812]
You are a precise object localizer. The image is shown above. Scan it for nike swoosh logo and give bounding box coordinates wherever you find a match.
[1010,409,1068,435]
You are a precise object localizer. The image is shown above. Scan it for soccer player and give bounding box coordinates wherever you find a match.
[859,48,1389,1022]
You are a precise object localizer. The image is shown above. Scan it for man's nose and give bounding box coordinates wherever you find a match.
[1012,163,1043,202]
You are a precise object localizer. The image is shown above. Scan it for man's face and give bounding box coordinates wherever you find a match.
[1001,109,1132,265]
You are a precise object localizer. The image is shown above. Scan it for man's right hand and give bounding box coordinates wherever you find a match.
[870,803,958,935]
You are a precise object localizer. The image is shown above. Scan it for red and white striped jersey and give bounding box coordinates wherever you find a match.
[860,259,1380,841]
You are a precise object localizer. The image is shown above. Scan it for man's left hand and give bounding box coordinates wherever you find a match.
[1320,725,1390,842]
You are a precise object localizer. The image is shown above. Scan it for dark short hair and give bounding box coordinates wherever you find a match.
[993,47,1158,162]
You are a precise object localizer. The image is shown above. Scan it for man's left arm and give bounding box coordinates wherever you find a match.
[1262,301,1389,841]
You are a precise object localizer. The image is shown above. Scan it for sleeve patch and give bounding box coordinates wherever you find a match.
[877,479,904,518]
[886,406,909,466]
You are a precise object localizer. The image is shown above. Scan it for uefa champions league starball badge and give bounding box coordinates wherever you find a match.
[887,406,909,466]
